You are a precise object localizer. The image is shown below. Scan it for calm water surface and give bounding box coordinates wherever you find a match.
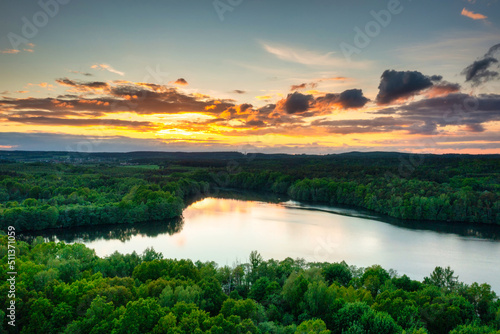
[25,196,500,292]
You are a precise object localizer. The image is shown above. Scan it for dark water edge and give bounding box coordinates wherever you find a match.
[18,189,500,244]
[215,189,500,241]
[282,200,500,241]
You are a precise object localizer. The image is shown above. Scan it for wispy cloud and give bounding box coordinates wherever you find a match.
[255,95,273,100]
[1,49,20,54]
[260,41,371,68]
[1,43,35,54]
[70,70,93,76]
[461,8,487,20]
[26,82,54,89]
[23,44,35,52]
[290,77,352,91]
[394,32,499,66]
[91,64,125,76]
[318,77,349,82]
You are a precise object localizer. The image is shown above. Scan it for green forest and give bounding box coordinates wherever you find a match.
[0,152,500,333]
[0,152,499,231]
[1,236,500,333]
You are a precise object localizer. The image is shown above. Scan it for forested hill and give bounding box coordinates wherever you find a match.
[1,149,499,162]
[0,151,499,231]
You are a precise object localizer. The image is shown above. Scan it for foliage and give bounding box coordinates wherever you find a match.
[0,237,498,333]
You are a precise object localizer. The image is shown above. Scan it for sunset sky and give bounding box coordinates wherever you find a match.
[1,0,500,153]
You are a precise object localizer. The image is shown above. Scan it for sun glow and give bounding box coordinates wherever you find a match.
[157,128,197,136]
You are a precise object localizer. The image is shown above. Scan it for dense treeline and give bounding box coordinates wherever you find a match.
[218,171,499,224]
[1,236,499,333]
[185,152,500,224]
[0,164,208,231]
[1,151,500,231]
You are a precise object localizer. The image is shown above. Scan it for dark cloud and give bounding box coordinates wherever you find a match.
[375,93,500,134]
[82,82,109,89]
[462,43,500,86]
[57,94,80,99]
[233,90,246,94]
[56,78,77,86]
[56,78,109,90]
[406,122,438,135]
[290,82,317,91]
[245,119,266,127]
[376,70,441,104]
[464,124,485,132]
[172,78,188,86]
[315,89,369,109]
[306,93,500,136]
[278,92,314,114]
[239,103,253,112]
[218,104,254,120]
[291,83,307,90]
[339,89,369,109]
[485,44,500,57]
[256,104,276,115]
[462,58,499,85]
[275,89,368,116]
[110,86,163,99]
[336,89,370,109]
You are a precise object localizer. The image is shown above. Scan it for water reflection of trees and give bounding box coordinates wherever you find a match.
[287,203,500,241]
[19,191,500,244]
[201,190,500,241]
[19,217,184,244]
[388,219,500,241]
[186,188,288,206]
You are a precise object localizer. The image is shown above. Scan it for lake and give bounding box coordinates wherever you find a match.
[24,194,500,293]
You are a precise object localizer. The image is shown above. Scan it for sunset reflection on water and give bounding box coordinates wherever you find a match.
[61,197,500,293]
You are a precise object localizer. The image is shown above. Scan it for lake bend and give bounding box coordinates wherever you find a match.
[22,195,500,293]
